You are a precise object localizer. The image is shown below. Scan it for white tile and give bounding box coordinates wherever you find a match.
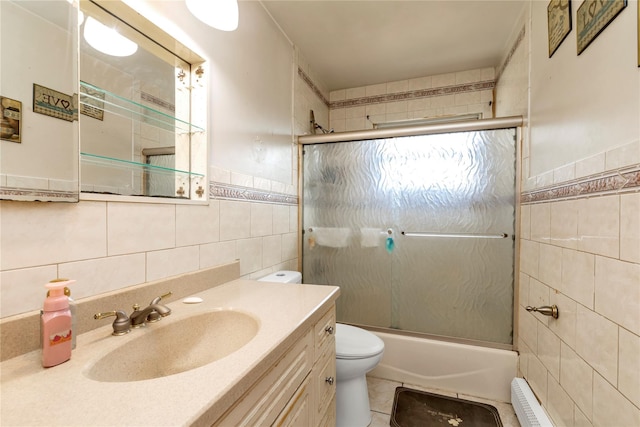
[619,328,640,408]
[107,202,175,256]
[281,232,298,261]
[575,305,618,384]
[575,153,605,178]
[595,256,640,335]
[289,206,298,233]
[146,245,200,282]
[253,177,271,191]
[592,373,640,427]
[549,292,577,348]
[272,205,290,234]
[605,141,640,170]
[345,86,365,100]
[620,193,640,263]
[262,235,282,268]
[385,101,408,114]
[199,240,238,269]
[456,69,482,84]
[345,117,366,131]
[237,237,262,275]
[547,374,575,427]
[526,355,548,406]
[176,201,220,247]
[561,249,595,309]
[219,200,251,241]
[529,278,550,326]
[577,196,619,258]
[250,203,273,237]
[366,377,400,414]
[345,106,365,119]
[531,203,551,243]
[408,76,432,91]
[1,201,107,270]
[553,163,575,184]
[539,244,562,290]
[59,254,146,300]
[230,172,253,188]
[574,407,593,427]
[550,200,579,249]
[329,89,345,102]
[518,308,538,353]
[386,80,408,94]
[520,239,539,278]
[365,83,386,96]
[520,205,531,240]
[0,265,58,317]
[432,73,456,88]
[560,343,593,421]
[210,167,230,184]
[537,323,560,380]
[518,272,530,308]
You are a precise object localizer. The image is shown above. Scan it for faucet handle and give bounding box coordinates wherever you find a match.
[150,291,172,305]
[94,310,131,336]
[147,292,172,322]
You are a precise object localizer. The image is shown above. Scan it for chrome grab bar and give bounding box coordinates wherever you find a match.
[401,231,509,239]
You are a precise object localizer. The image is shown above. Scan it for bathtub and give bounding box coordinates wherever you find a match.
[368,330,518,402]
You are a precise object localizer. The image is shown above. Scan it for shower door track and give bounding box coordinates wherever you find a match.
[298,116,523,145]
[345,322,514,352]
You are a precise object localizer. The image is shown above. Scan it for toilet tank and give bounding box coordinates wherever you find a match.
[257,270,302,284]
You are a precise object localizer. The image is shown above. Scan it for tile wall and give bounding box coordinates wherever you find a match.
[328,67,495,132]
[494,7,640,426]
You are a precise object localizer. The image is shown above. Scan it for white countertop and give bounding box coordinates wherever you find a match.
[0,279,339,426]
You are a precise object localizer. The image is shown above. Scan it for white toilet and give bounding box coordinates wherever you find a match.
[258,271,385,427]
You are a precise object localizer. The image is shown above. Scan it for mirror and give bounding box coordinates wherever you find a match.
[0,0,79,202]
[79,0,207,200]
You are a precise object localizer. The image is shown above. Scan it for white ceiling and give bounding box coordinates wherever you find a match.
[260,0,527,92]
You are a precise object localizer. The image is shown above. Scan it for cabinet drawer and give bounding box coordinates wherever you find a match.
[272,375,312,427]
[313,307,336,358]
[313,344,336,424]
[213,331,313,427]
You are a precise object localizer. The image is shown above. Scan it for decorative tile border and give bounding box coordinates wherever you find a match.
[329,81,496,110]
[210,181,298,205]
[496,25,526,84]
[521,165,640,204]
[298,67,330,107]
[0,187,78,202]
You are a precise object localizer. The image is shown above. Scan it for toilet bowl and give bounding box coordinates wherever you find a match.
[335,323,384,427]
[257,271,385,427]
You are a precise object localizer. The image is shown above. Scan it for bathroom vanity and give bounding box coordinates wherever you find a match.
[0,272,339,426]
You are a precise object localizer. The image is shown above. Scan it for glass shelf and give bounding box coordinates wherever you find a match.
[81,152,204,179]
[79,81,205,134]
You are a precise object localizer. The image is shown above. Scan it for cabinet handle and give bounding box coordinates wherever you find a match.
[325,326,334,335]
[325,376,334,385]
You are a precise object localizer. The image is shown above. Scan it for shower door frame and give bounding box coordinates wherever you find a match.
[297,116,523,351]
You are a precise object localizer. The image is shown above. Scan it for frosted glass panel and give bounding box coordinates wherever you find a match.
[302,129,516,345]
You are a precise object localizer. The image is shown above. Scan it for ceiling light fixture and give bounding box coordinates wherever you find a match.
[185,0,239,31]
[83,17,138,57]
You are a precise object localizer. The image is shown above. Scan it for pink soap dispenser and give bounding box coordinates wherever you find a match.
[42,280,74,367]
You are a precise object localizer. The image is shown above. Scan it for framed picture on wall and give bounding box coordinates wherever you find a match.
[547,0,572,57]
[576,0,627,55]
[1,96,22,143]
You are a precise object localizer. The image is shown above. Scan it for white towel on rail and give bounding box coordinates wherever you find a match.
[313,227,351,248]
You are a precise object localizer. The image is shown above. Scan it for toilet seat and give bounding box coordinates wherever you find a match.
[336,324,384,359]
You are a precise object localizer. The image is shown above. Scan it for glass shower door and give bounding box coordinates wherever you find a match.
[302,128,516,345]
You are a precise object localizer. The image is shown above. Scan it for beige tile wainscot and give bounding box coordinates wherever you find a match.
[0,275,340,426]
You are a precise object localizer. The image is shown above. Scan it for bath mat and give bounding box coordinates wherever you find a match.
[390,387,503,427]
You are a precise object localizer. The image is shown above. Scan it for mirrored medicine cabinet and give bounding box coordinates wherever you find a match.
[0,0,208,202]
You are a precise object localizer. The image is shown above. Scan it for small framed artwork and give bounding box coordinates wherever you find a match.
[548,0,572,57]
[577,0,627,55]
[1,96,22,143]
[33,83,75,122]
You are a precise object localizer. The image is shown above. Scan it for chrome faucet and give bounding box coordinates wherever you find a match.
[130,292,172,327]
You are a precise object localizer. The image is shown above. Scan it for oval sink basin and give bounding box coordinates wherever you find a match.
[86,310,259,382]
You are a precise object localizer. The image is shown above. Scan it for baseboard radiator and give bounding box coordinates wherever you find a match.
[511,378,554,427]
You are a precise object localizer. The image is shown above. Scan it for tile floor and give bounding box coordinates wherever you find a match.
[366,375,522,427]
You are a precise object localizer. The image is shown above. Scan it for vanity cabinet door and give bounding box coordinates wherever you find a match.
[213,331,313,427]
[312,343,336,426]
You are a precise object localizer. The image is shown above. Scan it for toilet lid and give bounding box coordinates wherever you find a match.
[335,324,384,359]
